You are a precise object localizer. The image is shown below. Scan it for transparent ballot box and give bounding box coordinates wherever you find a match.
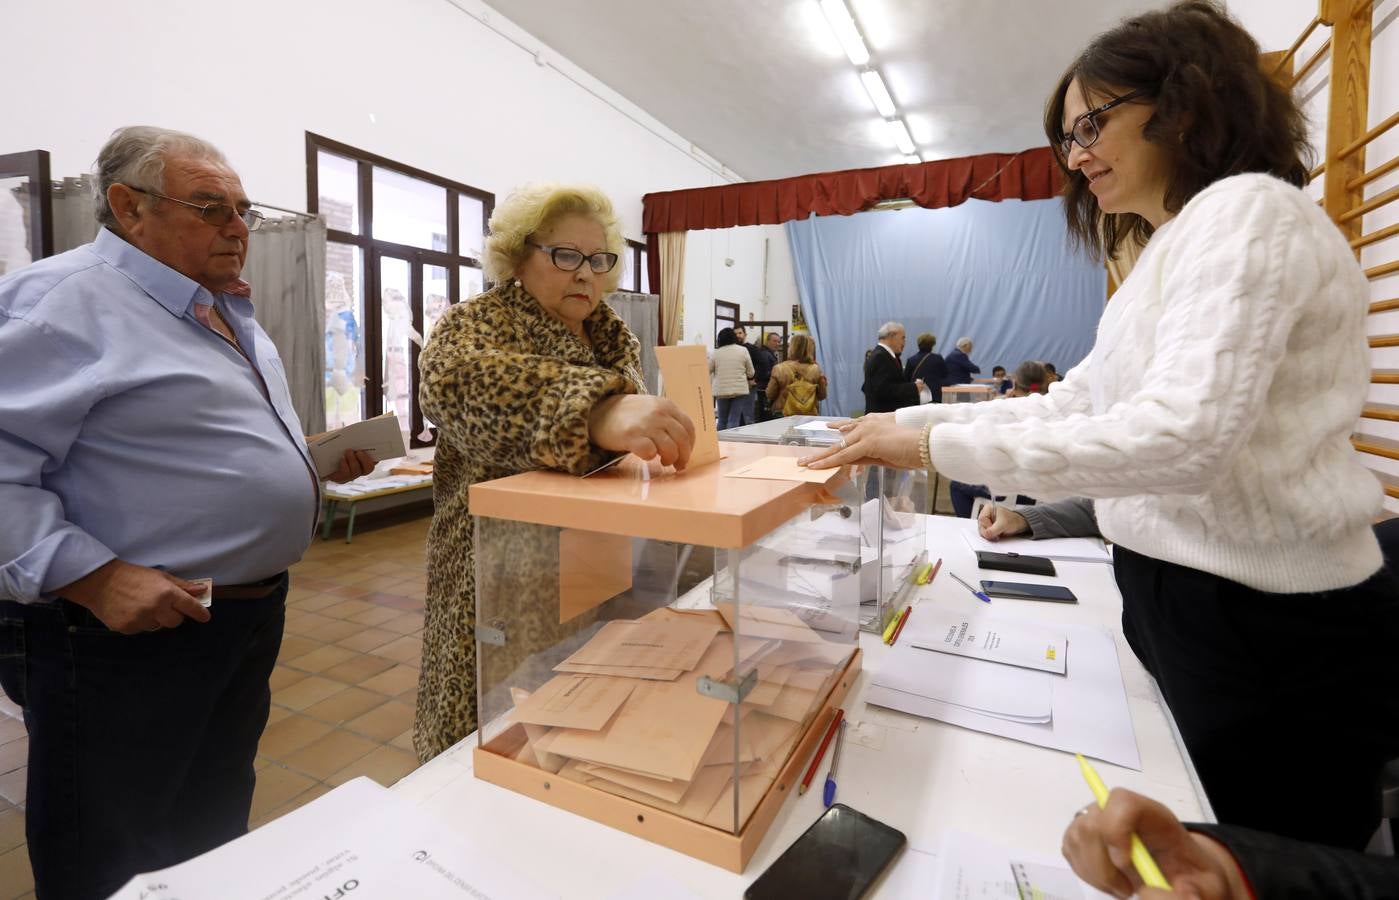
[467,442,863,872]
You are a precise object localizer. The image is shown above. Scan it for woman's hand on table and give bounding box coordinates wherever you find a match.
[1062,788,1248,900]
[978,505,1029,540]
[799,414,924,470]
[588,395,696,470]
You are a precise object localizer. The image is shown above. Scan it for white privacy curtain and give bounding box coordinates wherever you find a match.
[52,177,99,253]
[605,291,660,394]
[246,216,328,433]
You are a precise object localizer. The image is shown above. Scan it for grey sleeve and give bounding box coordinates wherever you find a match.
[1017,497,1099,539]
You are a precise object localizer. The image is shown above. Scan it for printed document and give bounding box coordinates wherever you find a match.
[903,611,1068,675]
[308,412,407,477]
[109,777,554,899]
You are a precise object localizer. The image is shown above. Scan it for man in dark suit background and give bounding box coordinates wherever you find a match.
[861,321,932,414]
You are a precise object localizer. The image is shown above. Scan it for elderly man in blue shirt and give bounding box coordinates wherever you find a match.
[0,126,372,900]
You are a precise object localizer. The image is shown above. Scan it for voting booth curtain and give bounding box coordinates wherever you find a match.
[785,198,1105,418]
[246,216,329,433]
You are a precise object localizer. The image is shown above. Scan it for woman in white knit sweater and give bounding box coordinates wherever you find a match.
[807,0,1397,851]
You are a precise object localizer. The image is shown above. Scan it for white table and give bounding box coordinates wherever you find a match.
[392,515,1208,898]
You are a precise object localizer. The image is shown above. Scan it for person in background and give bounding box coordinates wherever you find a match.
[1044,362,1060,383]
[731,325,760,426]
[1062,787,1399,898]
[711,326,755,428]
[753,331,781,421]
[414,183,695,762]
[904,332,946,403]
[862,321,931,414]
[0,126,374,900]
[804,0,1398,850]
[944,336,980,384]
[767,333,827,417]
[989,364,1012,394]
[948,361,1051,517]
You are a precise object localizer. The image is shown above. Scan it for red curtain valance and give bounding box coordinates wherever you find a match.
[642,146,1063,235]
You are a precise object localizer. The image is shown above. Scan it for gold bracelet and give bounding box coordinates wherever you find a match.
[919,423,934,471]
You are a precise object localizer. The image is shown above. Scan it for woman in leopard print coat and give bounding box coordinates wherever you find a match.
[413,185,694,761]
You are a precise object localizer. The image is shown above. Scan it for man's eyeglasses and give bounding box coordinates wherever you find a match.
[1057,89,1147,156]
[125,185,265,231]
[527,241,618,274]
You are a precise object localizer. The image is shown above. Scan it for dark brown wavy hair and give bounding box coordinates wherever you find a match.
[1043,0,1311,260]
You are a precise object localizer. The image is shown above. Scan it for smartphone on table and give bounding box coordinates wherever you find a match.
[980,580,1079,603]
[744,803,906,900]
[975,550,1057,576]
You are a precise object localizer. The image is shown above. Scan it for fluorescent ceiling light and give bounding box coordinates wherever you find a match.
[860,70,896,118]
[887,119,916,156]
[818,0,870,66]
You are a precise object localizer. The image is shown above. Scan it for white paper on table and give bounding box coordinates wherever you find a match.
[869,684,1051,725]
[309,413,407,478]
[930,829,1115,900]
[871,640,1053,720]
[109,777,556,900]
[903,610,1068,675]
[793,419,841,433]
[958,519,1111,563]
[866,623,1141,770]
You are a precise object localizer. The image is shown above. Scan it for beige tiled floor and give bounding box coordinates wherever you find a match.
[0,512,431,899]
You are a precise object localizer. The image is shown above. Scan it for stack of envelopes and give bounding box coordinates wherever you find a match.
[505,606,853,832]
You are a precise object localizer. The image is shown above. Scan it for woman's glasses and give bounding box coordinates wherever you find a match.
[1058,89,1147,156]
[527,241,618,274]
[125,185,266,231]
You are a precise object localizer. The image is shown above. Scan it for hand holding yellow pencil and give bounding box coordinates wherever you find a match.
[1076,754,1172,890]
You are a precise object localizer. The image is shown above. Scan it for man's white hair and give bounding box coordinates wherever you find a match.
[877,321,905,340]
[956,337,973,351]
[92,126,229,229]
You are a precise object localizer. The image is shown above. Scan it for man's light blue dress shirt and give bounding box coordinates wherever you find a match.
[0,228,320,602]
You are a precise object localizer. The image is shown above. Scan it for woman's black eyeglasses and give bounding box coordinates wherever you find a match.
[125,185,266,231]
[527,241,618,274]
[1058,89,1147,156]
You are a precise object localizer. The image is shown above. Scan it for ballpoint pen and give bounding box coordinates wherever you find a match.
[1076,754,1171,890]
[949,571,992,603]
[823,719,847,808]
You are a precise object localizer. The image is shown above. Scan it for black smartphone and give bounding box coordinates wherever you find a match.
[975,550,1057,576]
[980,579,1079,603]
[744,804,906,900]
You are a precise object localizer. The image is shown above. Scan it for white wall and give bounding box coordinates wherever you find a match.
[1230,0,1399,513]
[3,0,742,256]
[680,223,801,347]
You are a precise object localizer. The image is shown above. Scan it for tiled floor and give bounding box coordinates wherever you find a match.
[0,511,432,899]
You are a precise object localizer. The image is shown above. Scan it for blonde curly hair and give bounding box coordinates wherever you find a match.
[483,183,626,293]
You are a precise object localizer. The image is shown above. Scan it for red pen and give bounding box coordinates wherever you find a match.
[889,605,913,645]
[798,708,845,795]
[924,557,943,585]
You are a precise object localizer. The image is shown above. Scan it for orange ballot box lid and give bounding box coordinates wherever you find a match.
[469,441,849,548]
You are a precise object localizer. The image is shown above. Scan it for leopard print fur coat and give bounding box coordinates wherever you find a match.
[413,281,644,761]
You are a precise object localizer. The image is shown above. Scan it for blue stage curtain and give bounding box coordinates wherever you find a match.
[786,199,1104,417]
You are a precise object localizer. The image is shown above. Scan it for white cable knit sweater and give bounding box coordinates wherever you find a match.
[897,173,1382,592]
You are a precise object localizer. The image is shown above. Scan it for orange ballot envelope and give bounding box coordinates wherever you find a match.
[656,344,721,467]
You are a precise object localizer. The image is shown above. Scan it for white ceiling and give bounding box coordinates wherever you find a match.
[483,0,1159,182]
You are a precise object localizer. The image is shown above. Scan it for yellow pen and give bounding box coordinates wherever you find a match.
[1075,754,1172,890]
[881,609,902,643]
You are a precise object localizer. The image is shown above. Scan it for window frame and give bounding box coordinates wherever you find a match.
[306,133,494,448]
